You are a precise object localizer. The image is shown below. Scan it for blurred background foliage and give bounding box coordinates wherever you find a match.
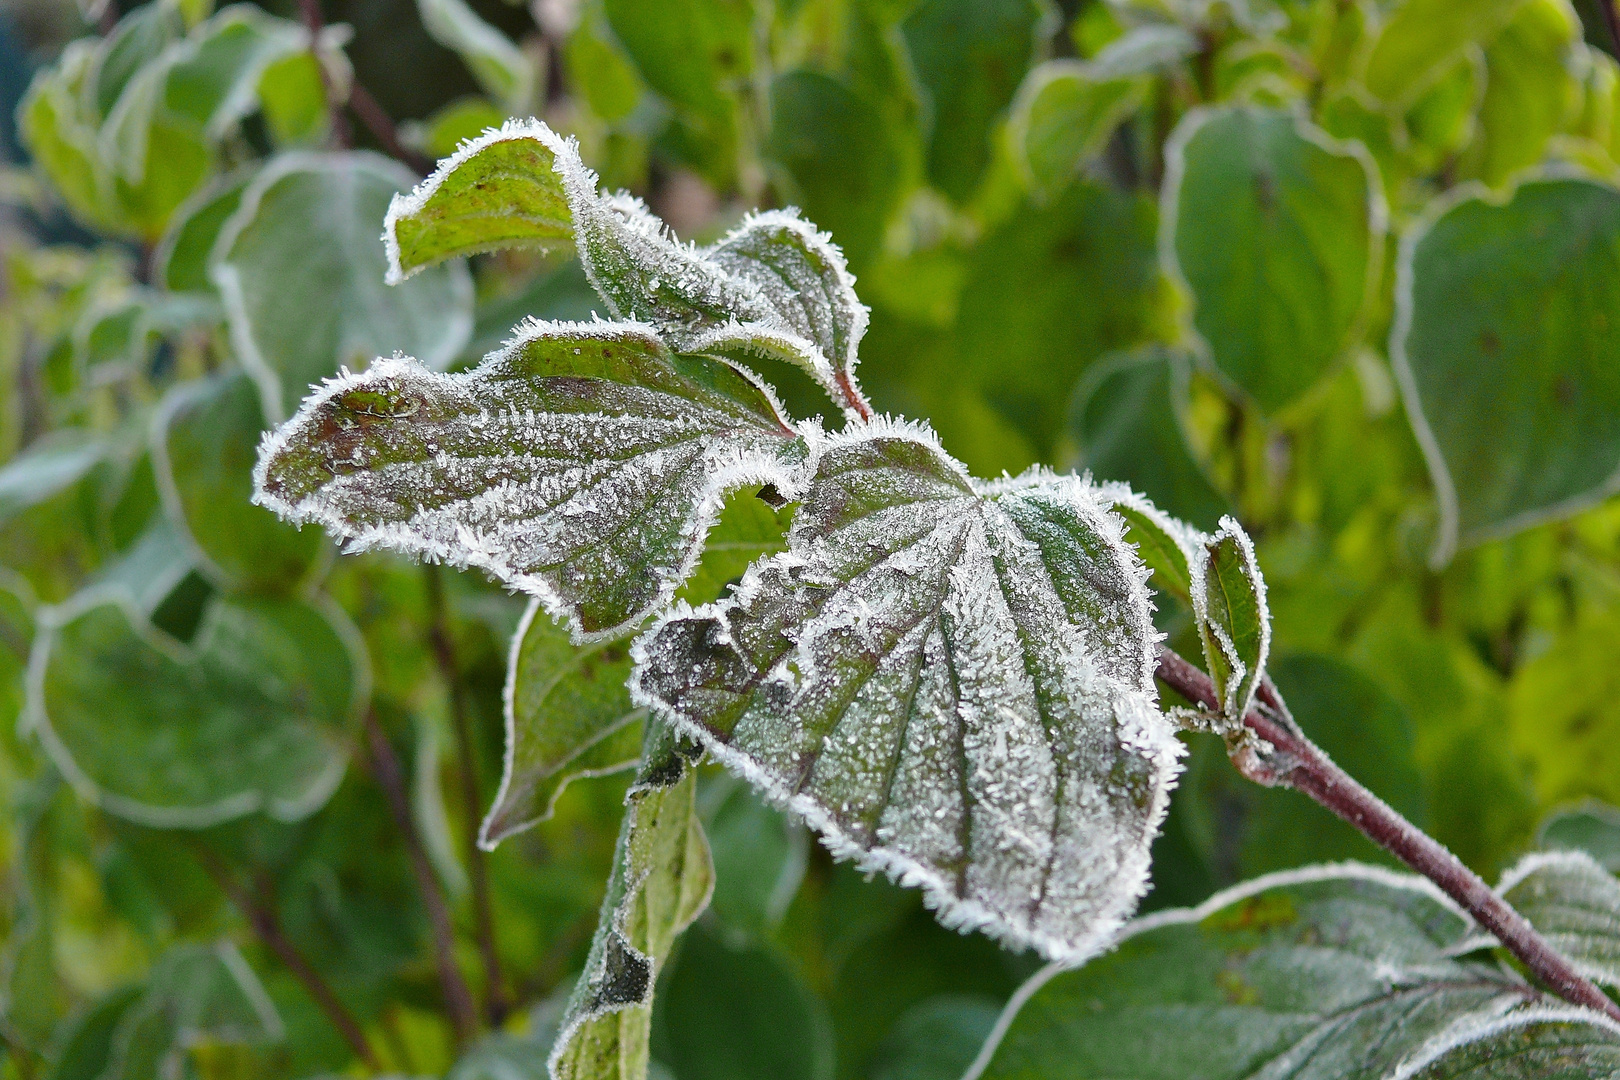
[3,0,1620,1075]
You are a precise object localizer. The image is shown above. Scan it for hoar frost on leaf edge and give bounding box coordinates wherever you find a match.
[1188,513,1271,724]
[251,317,816,644]
[628,417,1183,965]
[382,119,871,414]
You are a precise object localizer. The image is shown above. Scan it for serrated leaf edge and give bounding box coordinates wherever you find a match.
[252,318,817,644]
[628,420,1181,964]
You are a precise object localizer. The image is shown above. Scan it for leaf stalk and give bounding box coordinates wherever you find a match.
[1155,645,1620,1023]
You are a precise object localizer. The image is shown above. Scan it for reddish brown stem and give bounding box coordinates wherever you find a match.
[192,847,381,1071]
[1155,646,1620,1023]
[363,710,481,1045]
[423,567,508,1026]
[834,369,874,422]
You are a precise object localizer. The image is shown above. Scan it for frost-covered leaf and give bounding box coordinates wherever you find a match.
[480,598,644,848]
[633,423,1180,962]
[1482,852,1620,989]
[158,5,307,139]
[384,120,575,281]
[548,724,713,1080]
[1094,483,1205,607]
[1392,176,1620,564]
[385,120,865,409]
[254,319,807,641]
[1163,106,1383,414]
[214,151,474,420]
[153,369,322,592]
[1191,516,1269,723]
[414,0,537,112]
[1068,348,1229,534]
[969,864,1620,1080]
[27,590,365,828]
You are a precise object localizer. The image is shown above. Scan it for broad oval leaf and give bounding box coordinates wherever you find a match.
[213,150,474,420]
[253,319,808,641]
[1011,46,1165,196]
[1391,176,1620,564]
[479,598,644,848]
[1163,106,1384,414]
[153,369,323,592]
[153,165,252,294]
[548,725,713,1080]
[969,864,1620,1080]
[632,422,1181,962]
[1191,516,1270,724]
[1540,802,1620,873]
[26,590,365,828]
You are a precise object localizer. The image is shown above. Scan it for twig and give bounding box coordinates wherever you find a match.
[348,82,435,175]
[190,846,381,1071]
[295,0,431,173]
[424,566,509,1026]
[294,0,353,150]
[1155,646,1620,1023]
[1599,0,1620,60]
[363,709,481,1044]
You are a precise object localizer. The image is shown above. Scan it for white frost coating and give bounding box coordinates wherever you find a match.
[962,861,1480,1080]
[383,118,875,411]
[631,426,1182,963]
[1386,1003,1620,1080]
[1188,514,1270,724]
[1094,481,1209,569]
[252,319,811,643]
[24,587,368,829]
[1450,850,1620,989]
[382,117,571,285]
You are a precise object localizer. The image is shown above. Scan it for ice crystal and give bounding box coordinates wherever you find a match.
[253,319,809,641]
[631,422,1180,962]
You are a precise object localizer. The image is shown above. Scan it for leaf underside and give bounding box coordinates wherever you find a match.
[633,423,1180,962]
[254,320,805,641]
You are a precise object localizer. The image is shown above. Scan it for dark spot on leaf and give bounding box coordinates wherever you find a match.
[1554,376,1577,408]
[1479,329,1500,355]
[1254,172,1274,213]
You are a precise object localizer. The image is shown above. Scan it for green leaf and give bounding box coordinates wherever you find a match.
[970,864,1620,1080]
[1192,516,1269,723]
[1485,851,1620,989]
[901,0,1050,202]
[18,43,118,234]
[92,2,186,118]
[96,55,215,240]
[765,70,907,270]
[1066,347,1229,533]
[253,320,807,641]
[43,986,145,1080]
[1011,61,1149,196]
[387,119,870,407]
[1163,106,1384,414]
[404,96,508,161]
[1391,176,1620,563]
[255,50,331,146]
[479,598,644,848]
[213,151,474,420]
[601,0,751,121]
[651,923,835,1080]
[1541,803,1620,872]
[700,772,807,934]
[159,5,307,139]
[28,591,364,827]
[953,178,1166,455]
[414,0,537,111]
[1361,0,1523,105]
[1467,0,1581,186]
[1179,654,1427,883]
[868,996,1001,1080]
[547,724,713,1080]
[674,488,791,606]
[1095,485,1205,607]
[633,422,1179,962]
[565,6,645,124]
[153,166,252,294]
[153,369,322,592]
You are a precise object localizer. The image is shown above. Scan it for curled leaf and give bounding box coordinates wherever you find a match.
[1190,515,1270,724]
[254,319,808,640]
[633,421,1180,962]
